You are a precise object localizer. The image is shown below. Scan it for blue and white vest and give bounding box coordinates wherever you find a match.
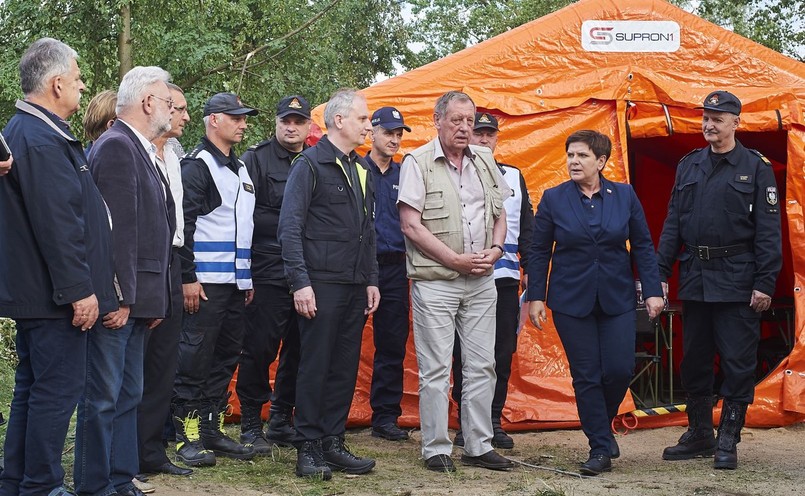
[494,164,524,281]
[193,149,255,289]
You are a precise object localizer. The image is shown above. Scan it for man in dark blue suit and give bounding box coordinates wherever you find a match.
[528,130,664,475]
[75,66,175,496]
[0,37,117,496]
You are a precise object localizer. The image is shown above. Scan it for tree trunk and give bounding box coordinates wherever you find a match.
[118,2,132,80]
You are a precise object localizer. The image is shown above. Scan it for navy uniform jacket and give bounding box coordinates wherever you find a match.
[527,177,662,318]
[364,153,406,256]
[241,137,306,284]
[656,141,781,302]
[278,135,378,291]
[0,101,117,318]
[90,120,174,319]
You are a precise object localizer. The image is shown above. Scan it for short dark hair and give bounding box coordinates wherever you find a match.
[565,130,612,161]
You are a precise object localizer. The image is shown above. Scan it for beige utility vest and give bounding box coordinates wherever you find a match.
[404,141,504,281]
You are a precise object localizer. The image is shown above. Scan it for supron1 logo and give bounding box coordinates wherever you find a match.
[589,26,614,45]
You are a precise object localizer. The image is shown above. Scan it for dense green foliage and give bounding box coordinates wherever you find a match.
[0,0,802,150]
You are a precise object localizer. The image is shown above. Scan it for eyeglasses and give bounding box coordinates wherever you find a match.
[173,105,187,113]
[145,94,175,109]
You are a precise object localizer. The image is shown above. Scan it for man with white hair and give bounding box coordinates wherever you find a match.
[75,66,175,496]
[278,88,379,480]
[0,37,117,496]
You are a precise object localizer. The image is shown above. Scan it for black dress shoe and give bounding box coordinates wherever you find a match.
[425,454,456,472]
[141,461,194,476]
[371,423,409,441]
[116,485,146,496]
[579,454,612,475]
[460,450,514,471]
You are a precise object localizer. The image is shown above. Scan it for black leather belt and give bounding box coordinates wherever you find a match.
[685,243,750,261]
[377,252,406,265]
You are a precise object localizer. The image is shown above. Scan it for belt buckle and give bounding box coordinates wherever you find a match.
[697,246,710,261]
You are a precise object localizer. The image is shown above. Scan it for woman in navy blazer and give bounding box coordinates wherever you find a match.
[527,130,664,475]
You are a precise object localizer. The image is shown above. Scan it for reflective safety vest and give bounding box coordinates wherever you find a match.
[193,149,255,289]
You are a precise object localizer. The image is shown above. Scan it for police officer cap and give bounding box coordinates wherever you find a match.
[371,106,411,132]
[473,112,499,131]
[203,93,258,117]
[276,95,311,119]
[698,90,742,116]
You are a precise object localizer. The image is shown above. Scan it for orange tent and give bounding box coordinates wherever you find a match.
[233,0,805,430]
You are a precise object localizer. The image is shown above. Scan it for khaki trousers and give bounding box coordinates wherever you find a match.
[412,274,497,459]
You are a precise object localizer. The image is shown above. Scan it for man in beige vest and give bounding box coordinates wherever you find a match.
[398,91,513,473]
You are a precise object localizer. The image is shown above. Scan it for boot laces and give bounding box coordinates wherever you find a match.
[180,411,202,442]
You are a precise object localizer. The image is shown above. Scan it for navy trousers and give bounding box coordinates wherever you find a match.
[552,305,636,456]
[680,300,760,403]
[369,262,410,427]
[0,318,86,496]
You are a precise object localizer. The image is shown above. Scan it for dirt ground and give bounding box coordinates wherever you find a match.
[140,422,805,496]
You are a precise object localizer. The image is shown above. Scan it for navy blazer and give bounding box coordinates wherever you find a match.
[527,177,662,318]
[89,120,174,319]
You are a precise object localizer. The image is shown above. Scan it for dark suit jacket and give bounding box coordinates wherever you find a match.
[527,177,662,318]
[89,120,174,319]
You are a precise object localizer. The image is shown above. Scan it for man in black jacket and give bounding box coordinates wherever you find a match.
[278,89,379,480]
[0,38,117,496]
[236,95,311,452]
[657,91,782,470]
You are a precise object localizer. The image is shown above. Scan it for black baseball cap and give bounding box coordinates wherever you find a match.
[371,106,411,132]
[276,95,311,119]
[697,90,742,116]
[203,93,258,117]
[474,112,499,131]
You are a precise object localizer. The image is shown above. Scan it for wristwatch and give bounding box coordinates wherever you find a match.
[491,244,505,254]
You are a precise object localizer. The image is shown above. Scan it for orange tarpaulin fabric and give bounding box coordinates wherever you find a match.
[229,0,805,430]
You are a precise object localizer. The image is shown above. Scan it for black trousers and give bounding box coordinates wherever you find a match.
[235,282,299,413]
[294,282,367,441]
[369,262,410,427]
[138,248,182,470]
[680,300,760,403]
[452,282,520,421]
[552,305,636,456]
[173,284,247,410]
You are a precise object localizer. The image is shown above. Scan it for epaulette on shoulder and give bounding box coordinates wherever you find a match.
[749,148,772,166]
[185,145,204,160]
[247,138,272,152]
[677,147,702,165]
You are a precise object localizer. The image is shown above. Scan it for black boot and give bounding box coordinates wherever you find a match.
[662,395,717,460]
[200,402,256,460]
[173,405,216,467]
[713,400,747,470]
[266,407,295,447]
[491,419,514,449]
[239,403,273,456]
[296,439,332,480]
[321,435,376,474]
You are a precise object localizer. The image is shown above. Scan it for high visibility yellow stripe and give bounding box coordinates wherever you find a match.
[631,404,686,417]
[335,156,367,214]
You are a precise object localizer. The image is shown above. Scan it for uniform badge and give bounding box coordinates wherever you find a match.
[243,182,255,194]
[392,110,401,119]
[735,174,752,183]
[766,186,778,206]
[289,98,302,109]
[478,113,492,123]
[707,94,719,105]
[79,164,89,172]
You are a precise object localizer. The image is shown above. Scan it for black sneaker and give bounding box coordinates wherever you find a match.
[296,440,332,480]
[321,436,376,474]
[371,423,409,441]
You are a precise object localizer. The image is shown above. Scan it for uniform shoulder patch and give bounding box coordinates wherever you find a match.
[185,145,204,159]
[749,148,772,166]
